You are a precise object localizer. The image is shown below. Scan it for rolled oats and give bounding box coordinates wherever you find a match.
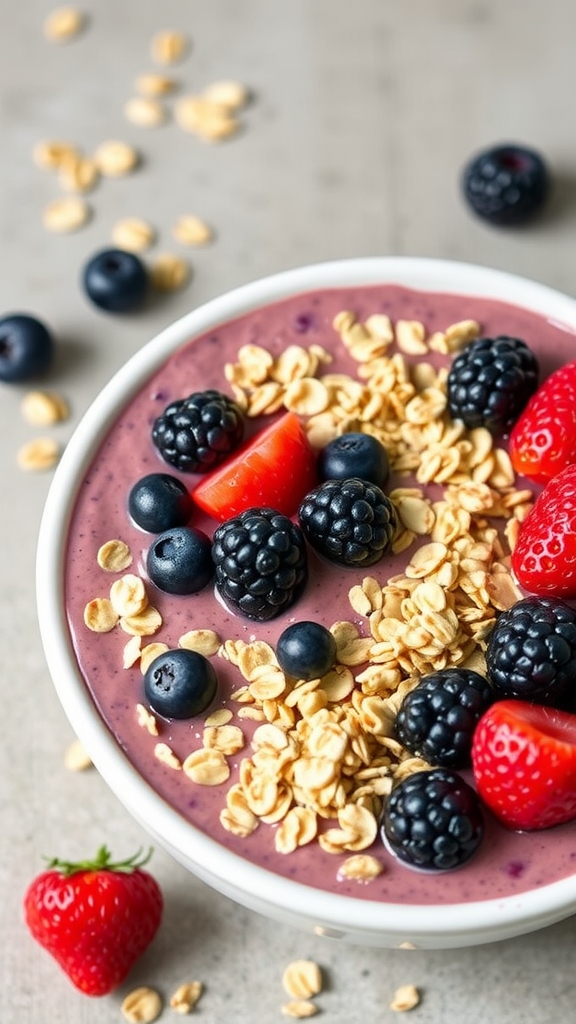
[140,642,169,674]
[179,628,221,656]
[33,139,78,170]
[109,574,148,618]
[64,738,92,771]
[83,598,119,633]
[44,6,85,42]
[43,195,90,232]
[119,604,163,637]
[150,252,190,291]
[175,95,239,141]
[337,853,384,882]
[93,140,140,176]
[97,538,133,572]
[21,390,68,426]
[170,982,203,1014]
[111,217,155,253]
[172,214,213,246]
[125,97,167,128]
[136,703,159,736]
[136,72,177,97]
[151,29,189,65]
[183,748,230,786]
[203,80,250,109]
[58,153,99,193]
[281,1001,318,1019]
[17,437,60,471]
[390,984,421,1012]
[121,986,162,1023]
[282,960,322,999]
[154,742,182,770]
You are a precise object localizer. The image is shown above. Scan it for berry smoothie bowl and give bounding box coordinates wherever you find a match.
[37,257,576,948]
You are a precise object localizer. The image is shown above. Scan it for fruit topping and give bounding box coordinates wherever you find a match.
[82,247,149,312]
[192,411,317,521]
[382,769,484,871]
[446,335,538,434]
[128,472,193,532]
[395,668,493,770]
[143,648,217,718]
[317,431,390,488]
[511,465,576,599]
[23,846,163,996]
[461,143,550,226]
[146,525,213,595]
[485,596,576,706]
[0,313,54,382]
[212,507,308,621]
[509,359,576,483]
[298,477,397,568]
[152,389,244,473]
[276,621,337,681]
[471,700,576,830]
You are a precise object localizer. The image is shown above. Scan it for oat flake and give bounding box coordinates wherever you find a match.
[17,437,60,471]
[44,6,85,42]
[121,986,162,1023]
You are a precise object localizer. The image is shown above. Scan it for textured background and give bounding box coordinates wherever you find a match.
[3,1,576,1020]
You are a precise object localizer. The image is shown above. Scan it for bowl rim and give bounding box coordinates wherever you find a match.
[36,255,576,942]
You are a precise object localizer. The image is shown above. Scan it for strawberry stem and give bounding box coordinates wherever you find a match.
[44,845,153,876]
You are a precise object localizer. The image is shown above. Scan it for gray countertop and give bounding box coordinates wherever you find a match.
[3,1,576,1020]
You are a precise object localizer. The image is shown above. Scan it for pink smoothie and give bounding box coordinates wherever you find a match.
[64,284,576,906]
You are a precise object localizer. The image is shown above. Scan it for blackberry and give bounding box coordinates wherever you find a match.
[447,335,538,434]
[298,477,396,568]
[212,507,308,621]
[382,769,484,872]
[485,596,576,706]
[462,143,550,226]
[395,668,493,769]
[152,389,244,473]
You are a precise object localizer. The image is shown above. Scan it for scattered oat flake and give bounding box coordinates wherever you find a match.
[44,6,85,42]
[151,252,190,291]
[121,986,162,1023]
[136,72,177,96]
[83,598,119,633]
[282,960,322,1000]
[154,742,182,770]
[21,390,68,426]
[390,984,421,1012]
[33,139,78,170]
[64,738,92,771]
[17,437,60,471]
[136,703,158,736]
[170,981,203,1014]
[281,1000,318,1019]
[338,853,384,882]
[182,748,230,786]
[172,214,213,246]
[111,217,155,253]
[151,29,189,65]
[203,80,249,109]
[58,153,99,193]
[43,195,90,232]
[140,642,169,674]
[94,140,140,176]
[125,96,167,127]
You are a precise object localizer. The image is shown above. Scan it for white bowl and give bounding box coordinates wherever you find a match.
[37,256,576,949]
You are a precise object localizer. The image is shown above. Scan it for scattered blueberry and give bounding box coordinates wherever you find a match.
[128,473,193,533]
[152,389,244,473]
[0,313,54,383]
[317,432,389,488]
[82,248,149,312]
[143,648,217,719]
[447,335,539,434]
[395,668,493,769]
[486,596,576,706]
[462,143,550,226]
[298,477,397,568]
[382,769,484,871]
[276,621,337,681]
[146,526,213,595]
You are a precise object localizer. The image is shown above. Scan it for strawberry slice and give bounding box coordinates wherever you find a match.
[511,464,576,598]
[509,359,576,483]
[471,700,576,830]
[192,411,317,521]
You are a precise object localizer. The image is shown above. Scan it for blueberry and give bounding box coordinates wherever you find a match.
[144,648,217,719]
[0,313,54,382]
[82,248,149,312]
[276,621,337,681]
[462,143,550,226]
[317,433,389,488]
[128,473,193,533]
[146,526,213,595]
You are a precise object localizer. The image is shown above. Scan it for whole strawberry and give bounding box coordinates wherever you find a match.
[472,700,576,830]
[511,464,576,598]
[509,359,576,483]
[24,846,162,996]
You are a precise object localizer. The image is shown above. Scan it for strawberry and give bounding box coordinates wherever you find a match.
[509,359,576,483]
[471,700,576,830]
[23,846,162,996]
[511,464,576,598]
